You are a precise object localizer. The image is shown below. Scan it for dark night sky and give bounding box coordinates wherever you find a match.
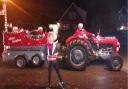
[0,0,127,29]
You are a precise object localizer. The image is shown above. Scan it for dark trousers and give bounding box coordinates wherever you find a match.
[48,60,62,86]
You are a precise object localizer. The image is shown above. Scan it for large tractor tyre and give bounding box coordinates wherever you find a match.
[67,39,89,71]
[108,55,123,71]
[15,56,27,69]
[31,55,43,67]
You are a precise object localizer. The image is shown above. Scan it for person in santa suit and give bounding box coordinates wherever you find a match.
[75,23,95,38]
[37,26,43,33]
[45,32,64,89]
[75,23,95,54]
[12,26,24,33]
[36,26,45,37]
[12,26,19,33]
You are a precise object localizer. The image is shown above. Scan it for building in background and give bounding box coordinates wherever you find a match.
[116,6,127,48]
[59,2,87,31]
[58,3,87,44]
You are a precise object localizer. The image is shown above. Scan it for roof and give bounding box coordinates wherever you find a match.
[59,2,87,24]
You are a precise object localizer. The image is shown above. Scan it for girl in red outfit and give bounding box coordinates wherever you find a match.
[46,32,64,89]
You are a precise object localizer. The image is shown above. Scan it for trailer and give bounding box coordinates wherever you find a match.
[2,30,47,68]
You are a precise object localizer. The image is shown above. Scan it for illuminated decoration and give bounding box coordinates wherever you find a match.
[120,25,124,30]
[8,22,13,28]
[0,10,4,15]
[119,25,128,31]
[1,0,33,31]
[1,0,7,1]
[118,6,127,31]
[2,0,8,31]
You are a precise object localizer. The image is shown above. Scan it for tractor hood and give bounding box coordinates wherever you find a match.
[95,36,120,46]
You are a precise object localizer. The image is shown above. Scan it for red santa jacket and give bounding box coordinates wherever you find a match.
[75,28,93,37]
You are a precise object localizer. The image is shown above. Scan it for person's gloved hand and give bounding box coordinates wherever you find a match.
[88,34,95,40]
[92,34,95,37]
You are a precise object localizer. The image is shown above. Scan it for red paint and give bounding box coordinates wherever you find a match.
[3,31,48,46]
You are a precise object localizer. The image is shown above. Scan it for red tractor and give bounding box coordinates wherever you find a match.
[62,30,123,71]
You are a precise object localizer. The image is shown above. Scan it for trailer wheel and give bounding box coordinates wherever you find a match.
[31,55,42,66]
[15,56,26,69]
[109,55,123,71]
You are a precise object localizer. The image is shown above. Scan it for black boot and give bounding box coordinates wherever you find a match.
[46,84,51,89]
[59,82,65,89]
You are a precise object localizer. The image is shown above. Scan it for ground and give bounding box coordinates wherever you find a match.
[0,53,127,89]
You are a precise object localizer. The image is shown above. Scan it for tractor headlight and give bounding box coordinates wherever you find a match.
[117,42,120,48]
[116,47,119,52]
[116,42,120,52]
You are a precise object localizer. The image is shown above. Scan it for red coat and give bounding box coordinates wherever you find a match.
[75,28,93,37]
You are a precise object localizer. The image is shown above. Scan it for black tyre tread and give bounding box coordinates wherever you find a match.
[31,54,43,67]
[109,55,123,71]
[66,39,89,71]
[15,56,26,69]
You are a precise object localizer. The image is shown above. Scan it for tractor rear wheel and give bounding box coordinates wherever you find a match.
[67,39,89,70]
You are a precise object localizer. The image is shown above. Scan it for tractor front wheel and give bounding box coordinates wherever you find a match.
[109,55,123,71]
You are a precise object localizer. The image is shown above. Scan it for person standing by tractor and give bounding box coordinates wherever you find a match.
[45,32,64,89]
